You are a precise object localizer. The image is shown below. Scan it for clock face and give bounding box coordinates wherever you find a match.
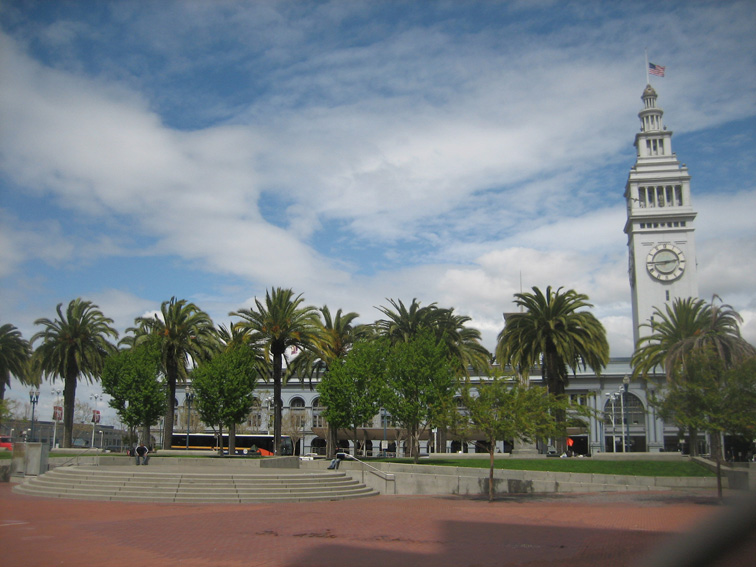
[646,244,686,281]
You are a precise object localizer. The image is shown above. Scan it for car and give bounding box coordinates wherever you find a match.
[0,436,13,451]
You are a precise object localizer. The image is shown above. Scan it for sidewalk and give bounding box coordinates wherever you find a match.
[0,484,751,567]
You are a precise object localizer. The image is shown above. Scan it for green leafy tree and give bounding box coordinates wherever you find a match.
[496,286,609,452]
[101,338,167,445]
[376,299,490,454]
[382,330,457,463]
[653,349,756,499]
[126,297,218,449]
[458,379,571,501]
[293,306,369,457]
[191,346,260,455]
[230,287,320,455]
[0,322,32,401]
[31,299,118,447]
[632,296,755,456]
[317,338,388,455]
[214,324,265,453]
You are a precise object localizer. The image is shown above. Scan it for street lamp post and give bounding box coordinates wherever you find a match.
[99,430,104,449]
[621,375,630,453]
[605,393,617,452]
[90,393,102,449]
[29,388,40,442]
[381,407,387,456]
[185,387,195,450]
[301,410,307,456]
[51,387,63,449]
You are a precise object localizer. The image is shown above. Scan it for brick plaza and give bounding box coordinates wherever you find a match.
[2,484,754,567]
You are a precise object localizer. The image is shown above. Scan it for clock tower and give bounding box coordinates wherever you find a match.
[625,84,698,346]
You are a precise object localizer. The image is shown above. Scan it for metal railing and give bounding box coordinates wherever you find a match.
[340,453,396,494]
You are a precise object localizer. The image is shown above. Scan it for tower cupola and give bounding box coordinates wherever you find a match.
[639,84,664,133]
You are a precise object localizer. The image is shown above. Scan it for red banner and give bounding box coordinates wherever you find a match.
[92,410,101,424]
[53,406,63,421]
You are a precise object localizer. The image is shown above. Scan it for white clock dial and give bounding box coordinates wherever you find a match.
[646,244,686,281]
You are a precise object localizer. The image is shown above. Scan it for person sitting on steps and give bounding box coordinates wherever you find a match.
[135,442,149,466]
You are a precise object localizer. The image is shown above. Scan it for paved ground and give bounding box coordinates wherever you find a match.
[2,483,754,567]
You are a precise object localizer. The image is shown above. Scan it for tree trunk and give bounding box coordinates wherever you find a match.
[688,426,699,457]
[273,352,283,455]
[545,354,568,454]
[326,424,337,458]
[411,425,420,464]
[217,425,223,456]
[229,422,236,455]
[710,432,724,501]
[489,447,495,502]
[141,424,151,448]
[162,359,178,450]
[62,374,77,448]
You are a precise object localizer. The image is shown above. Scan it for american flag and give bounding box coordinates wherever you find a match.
[648,62,665,77]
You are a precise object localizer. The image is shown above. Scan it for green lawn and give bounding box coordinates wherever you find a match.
[381,457,714,477]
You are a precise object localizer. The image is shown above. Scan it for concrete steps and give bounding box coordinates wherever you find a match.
[12,466,379,503]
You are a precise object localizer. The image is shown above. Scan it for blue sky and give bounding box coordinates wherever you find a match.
[2,1,755,424]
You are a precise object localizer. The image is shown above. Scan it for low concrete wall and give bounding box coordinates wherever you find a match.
[46,454,297,471]
[97,455,267,469]
[692,457,756,490]
[591,452,687,461]
[260,456,299,469]
[301,459,721,497]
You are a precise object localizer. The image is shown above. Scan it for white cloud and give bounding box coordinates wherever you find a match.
[1,0,755,400]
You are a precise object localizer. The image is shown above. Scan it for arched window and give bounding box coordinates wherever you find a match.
[248,398,262,430]
[289,397,306,431]
[603,392,645,427]
[312,397,325,429]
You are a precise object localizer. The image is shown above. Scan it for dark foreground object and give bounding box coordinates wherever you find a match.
[1,484,753,567]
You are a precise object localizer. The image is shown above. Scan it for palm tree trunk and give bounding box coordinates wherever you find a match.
[163,359,178,450]
[63,373,77,448]
[273,352,283,455]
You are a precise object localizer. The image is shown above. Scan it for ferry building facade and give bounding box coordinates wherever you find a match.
[176,84,703,458]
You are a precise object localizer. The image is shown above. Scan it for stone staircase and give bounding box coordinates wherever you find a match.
[12,465,379,503]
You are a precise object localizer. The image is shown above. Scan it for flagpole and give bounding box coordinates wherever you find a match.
[645,48,649,84]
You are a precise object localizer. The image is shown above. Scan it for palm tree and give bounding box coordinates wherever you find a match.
[434,309,491,376]
[632,296,756,381]
[496,286,609,452]
[496,286,609,393]
[316,306,365,366]
[375,298,443,343]
[126,297,218,449]
[0,323,32,402]
[631,296,755,457]
[31,300,118,447]
[230,288,321,455]
[376,298,490,374]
